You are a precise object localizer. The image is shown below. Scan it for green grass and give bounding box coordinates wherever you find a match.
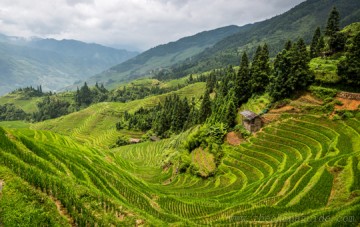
[0,93,42,113]
[0,121,30,129]
[309,57,342,84]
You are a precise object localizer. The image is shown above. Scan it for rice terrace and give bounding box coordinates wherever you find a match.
[0,0,360,226]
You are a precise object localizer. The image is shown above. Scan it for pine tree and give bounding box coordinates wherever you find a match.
[326,7,340,37]
[325,7,346,53]
[338,32,360,85]
[310,27,321,58]
[316,36,325,56]
[235,52,251,105]
[269,50,292,100]
[292,38,313,90]
[199,89,212,123]
[250,44,270,94]
[224,91,237,128]
[285,40,292,51]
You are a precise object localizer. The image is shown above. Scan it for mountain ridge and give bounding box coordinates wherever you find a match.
[91,0,360,86]
[84,25,242,89]
[0,35,138,95]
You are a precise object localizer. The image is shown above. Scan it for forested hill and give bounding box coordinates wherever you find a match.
[91,0,360,86]
[0,36,138,95]
[168,0,360,78]
[85,25,242,89]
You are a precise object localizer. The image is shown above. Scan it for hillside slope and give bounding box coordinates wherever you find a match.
[86,26,241,89]
[0,36,138,95]
[31,82,206,148]
[1,114,359,226]
[170,0,360,77]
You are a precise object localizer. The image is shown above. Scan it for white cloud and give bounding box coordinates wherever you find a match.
[0,0,305,51]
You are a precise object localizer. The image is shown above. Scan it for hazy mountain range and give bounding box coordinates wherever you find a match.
[1,0,359,94]
[0,36,138,95]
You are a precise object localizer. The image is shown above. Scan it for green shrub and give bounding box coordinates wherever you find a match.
[184,123,227,152]
[110,135,129,148]
[332,114,341,120]
[234,124,251,139]
[343,111,354,119]
[333,99,343,106]
[309,86,337,101]
[324,97,334,103]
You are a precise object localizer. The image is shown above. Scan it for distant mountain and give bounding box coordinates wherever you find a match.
[0,36,138,95]
[91,0,360,87]
[86,25,242,89]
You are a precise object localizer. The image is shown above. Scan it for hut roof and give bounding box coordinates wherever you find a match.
[240,110,258,120]
[129,138,141,143]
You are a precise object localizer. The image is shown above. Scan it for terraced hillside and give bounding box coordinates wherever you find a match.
[1,114,359,226]
[31,82,206,148]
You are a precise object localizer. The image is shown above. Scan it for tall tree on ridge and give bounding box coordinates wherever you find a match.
[250,44,270,94]
[326,7,340,37]
[310,27,321,58]
[235,52,251,105]
[338,32,360,86]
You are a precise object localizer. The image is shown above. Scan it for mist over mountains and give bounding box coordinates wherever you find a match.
[0,35,138,95]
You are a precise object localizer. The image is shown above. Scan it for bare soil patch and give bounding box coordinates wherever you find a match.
[269,105,299,113]
[0,180,4,192]
[335,98,360,110]
[225,132,242,146]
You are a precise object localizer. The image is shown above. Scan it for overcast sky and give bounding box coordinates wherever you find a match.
[0,0,305,51]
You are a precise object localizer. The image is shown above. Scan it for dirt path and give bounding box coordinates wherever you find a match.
[50,196,76,227]
[0,180,4,192]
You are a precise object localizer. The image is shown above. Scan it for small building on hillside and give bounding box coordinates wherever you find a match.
[240,110,262,133]
[129,138,141,144]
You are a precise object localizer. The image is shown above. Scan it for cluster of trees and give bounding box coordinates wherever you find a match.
[269,39,313,100]
[110,85,173,103]
[0,104,28,121]
[75,82,108,107]
[32,96,71,122]
[310,7,346,58]
[338,31,360,86]
[120,94,196,137]
[10,86,46,97]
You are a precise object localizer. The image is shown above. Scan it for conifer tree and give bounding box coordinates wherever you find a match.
[310,27,321,58]
[285,40,292,51]
[338,32,360,85]
[199,89,212,123]
[250,44,270,94]
[326,7,340,37]
[316,36,325,55]
[235,52,251,105]
[325,7,346,53]
[224,90,237,128]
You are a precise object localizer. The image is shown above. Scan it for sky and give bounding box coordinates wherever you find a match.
[0,0,305,51]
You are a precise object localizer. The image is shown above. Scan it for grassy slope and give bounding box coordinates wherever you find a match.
[0,93,42,113]
[31,82,206,148]
[1,113,359,226]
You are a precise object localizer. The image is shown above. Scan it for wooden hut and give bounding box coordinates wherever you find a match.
[240,110,262,133]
